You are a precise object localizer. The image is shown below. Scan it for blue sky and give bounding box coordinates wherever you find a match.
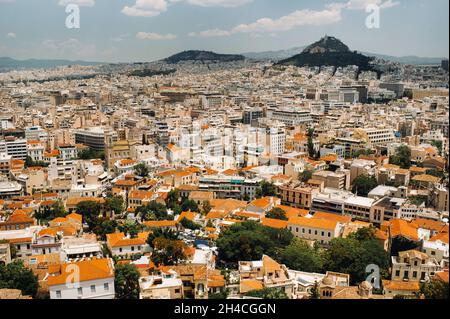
[0,0,448,62]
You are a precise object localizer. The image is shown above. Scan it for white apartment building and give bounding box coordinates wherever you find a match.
[0,138,28,159]
[358,128,396,147]
[267,108,313,126]
[48,258,115,299]
[27,142,45,162]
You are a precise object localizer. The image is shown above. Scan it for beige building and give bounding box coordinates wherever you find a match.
[239,255,294,298]
[278,182,318,209]
[391,250,441,282]
[312,170,350,190]
[139,276,184,299]
[288,216,341,245]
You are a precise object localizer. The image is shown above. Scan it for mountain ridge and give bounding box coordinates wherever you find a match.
[276,36,375,71]
[164,50,245,64]
[0,56,102,70]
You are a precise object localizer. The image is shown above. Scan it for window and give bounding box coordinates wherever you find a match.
[395,270,400,277]
[131,246,135,252]
[175,289,181,294]
[78,287,83,295]
[56,291,62,298]
[413,271,417,278]
[91,285,96,293]
[104,283,109,291]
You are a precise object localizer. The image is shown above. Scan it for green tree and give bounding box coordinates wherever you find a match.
[146,228,178,248]
[389,145,411,169]
[278,239,323,273]
[134,163,149,178]
[105,196,124,216]
[323,234,390,285]
[348,226,377,242]
[78,148,104,160]
[151,238,186,267]
[420,279,449,299]
[255,181,277,198]
[181,199,199,213]
[92,218,117,240]
[307,128,316,159]
[180,217,201,230]
[35,200,68,224]
[245,287,288,299]
[114,264,140,299]
[0,260,39,297]
[137,201,169,221]
[298,169,313,183]
[76,201,102,228]
[390,236,421,257]
[352,175,378,197]
[309,281,321,299]
[117,221,143,238]
[216,221,293,263]
[265,208,288,221]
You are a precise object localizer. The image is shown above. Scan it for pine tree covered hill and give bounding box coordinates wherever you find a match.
[277,36,375,72]
[165,50,245,64]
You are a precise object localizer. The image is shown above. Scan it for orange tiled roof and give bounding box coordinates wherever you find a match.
[240,279,264,294]
[47,259,114,286]
[288,216,338,230]
[412,174,441,183]
[312,212,352,224]
[144,220,177,228]
[389,219,419,241]
[261,217,288,229]
[382,280,420,292]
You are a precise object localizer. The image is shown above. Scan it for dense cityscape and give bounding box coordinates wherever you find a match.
[0,1,449,303]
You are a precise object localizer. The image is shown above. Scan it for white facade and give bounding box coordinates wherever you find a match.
[49,277,115,300]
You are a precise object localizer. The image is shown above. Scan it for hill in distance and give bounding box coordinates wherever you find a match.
[164,50,245,64]
[277,36,374,71]
[0,57,102,70]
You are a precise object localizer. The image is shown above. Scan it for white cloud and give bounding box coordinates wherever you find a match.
[136,32,177,40]
[122,0,168,17]
[190,0,400,38]
[58,0,95,6]
[6,32,16,38]
[189,29,232,38]
[231,8,342,34]
[172,0,252,7]
[328,0,400,10]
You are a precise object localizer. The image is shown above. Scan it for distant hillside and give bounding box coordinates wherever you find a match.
[277,36,374,71]
[165,50,245,64]
[243,47,305,61]
[0,57,102,70]
[361,53,444,65]
[243,44,445,65]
